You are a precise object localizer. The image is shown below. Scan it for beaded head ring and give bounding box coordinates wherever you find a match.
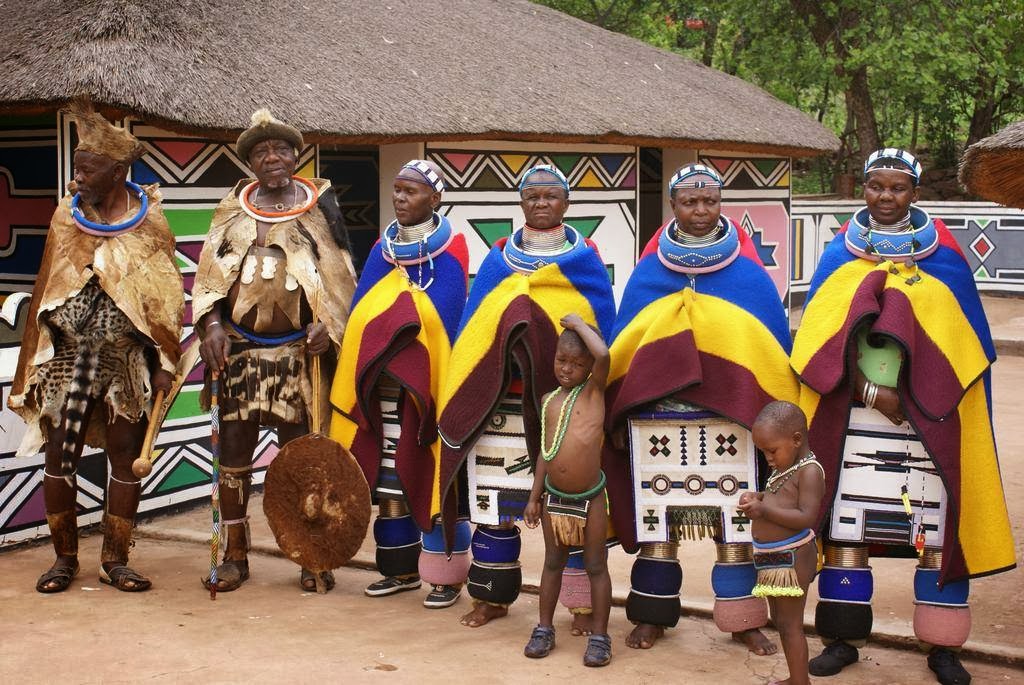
[519,164,570,196]
[398,159,445,192]
[863,148,922,186]
[668,163,723,195]
[236,109,304,163]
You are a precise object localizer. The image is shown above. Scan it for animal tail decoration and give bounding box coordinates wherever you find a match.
[61,343,99,488]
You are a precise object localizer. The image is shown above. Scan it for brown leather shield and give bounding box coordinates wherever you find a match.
[263,433,371,582]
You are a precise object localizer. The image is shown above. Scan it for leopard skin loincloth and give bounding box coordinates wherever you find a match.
[36,281,151,442]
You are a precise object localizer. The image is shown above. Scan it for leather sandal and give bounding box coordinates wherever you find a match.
[202,559,249,592]
[36,559,80,593]
[99,564,152,592]
[300,568,336,593]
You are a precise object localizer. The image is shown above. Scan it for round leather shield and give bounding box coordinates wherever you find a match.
[263,433,371,578]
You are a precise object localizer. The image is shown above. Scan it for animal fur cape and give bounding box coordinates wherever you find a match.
[192,178,357,431]
[9,184,183,455]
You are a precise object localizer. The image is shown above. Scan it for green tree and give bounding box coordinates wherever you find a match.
[538,0,1024,192]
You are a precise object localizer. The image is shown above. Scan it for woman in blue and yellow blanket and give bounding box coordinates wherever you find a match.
[793,149,1014,685]
[602,163,797,655]
[330,160,471,610]
[436,165,616,630]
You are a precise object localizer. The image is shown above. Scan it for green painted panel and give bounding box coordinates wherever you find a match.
[165,208,215,237]
[158,460,208,491]
[166,389,202,420]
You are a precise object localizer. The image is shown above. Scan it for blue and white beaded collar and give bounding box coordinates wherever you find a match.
[656,217,740,274]
[382,212,454,266]
[503,224,585,273]
[845,206,939,264]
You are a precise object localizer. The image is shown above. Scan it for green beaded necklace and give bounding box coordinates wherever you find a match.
[540,381,585,462]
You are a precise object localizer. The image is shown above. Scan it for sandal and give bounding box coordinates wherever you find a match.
[202,559,249,592]
[583,633,612,667]
[36,559,80,593]
[300,568,336,593]
[99,564,152,592]
[524,624,556,658]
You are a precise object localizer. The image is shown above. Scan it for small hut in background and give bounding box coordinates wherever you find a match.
[960,119,1024,209]
[0,0,837,543]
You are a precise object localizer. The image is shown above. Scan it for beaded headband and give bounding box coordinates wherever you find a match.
[399,160,445,192]
[864,148,922,185]
[519,164,570,195]
[668,163,723,193]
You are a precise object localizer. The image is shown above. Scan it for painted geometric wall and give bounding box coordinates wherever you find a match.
[791,199,1024,301]
[320,145,380,273]
[0,116,60,543]
[699,152,792,301]
[0,117,316,544]
[426,141,638,302]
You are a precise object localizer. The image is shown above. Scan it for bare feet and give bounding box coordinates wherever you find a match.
[459,600,508,627]
[625,623,665,649]
[570,611,593,636]
[732,628,778,656]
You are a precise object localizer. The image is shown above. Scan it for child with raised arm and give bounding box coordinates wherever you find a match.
[522,313,612,667]
[738,401,825,685]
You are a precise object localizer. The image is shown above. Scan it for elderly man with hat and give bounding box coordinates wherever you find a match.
[602,163,796,654]
[793,149,1014,684]
[435,164,616,631]
[9,100,184,593]
[192,109,357,592]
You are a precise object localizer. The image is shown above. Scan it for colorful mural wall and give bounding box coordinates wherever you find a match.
[0,116,59,543]
[791,199,1024,301]
[700,152,792,300]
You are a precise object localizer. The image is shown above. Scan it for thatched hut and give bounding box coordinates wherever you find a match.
[0,0,836,543]
[959,120,1024,209]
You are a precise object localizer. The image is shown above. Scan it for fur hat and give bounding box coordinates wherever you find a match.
[236,109,303,163]
[63,98,144,164]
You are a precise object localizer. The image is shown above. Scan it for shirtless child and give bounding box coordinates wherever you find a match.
[739,401,825,685]
[523,314,612,667]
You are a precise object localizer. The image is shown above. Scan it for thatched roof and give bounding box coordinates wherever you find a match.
[0,0,839,156]
[959,119,1024,208]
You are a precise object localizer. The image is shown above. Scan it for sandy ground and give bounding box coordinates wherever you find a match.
[0,298,1021,683]
[1,532,1021,685]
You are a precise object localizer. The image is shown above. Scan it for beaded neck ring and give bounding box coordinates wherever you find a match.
[71,181,148,236]
[765,453,818,494]
[540,382,586,461]
[855,210,925,285]
[521,223,570,254]
[240,176,318,223]
[382,212,454,292]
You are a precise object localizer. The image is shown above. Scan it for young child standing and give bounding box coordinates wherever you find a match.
[738,401,825,685]
[523,313,612,667]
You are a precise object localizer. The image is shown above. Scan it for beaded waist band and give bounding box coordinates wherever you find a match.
[544,470,607,501]
[753,528,816,553]
[228,319,306,346]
